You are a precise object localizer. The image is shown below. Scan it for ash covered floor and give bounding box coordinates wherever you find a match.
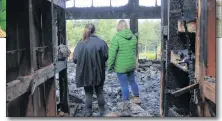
[62,60,161,117]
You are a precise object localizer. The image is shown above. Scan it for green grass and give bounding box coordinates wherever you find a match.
[139,52,160,60]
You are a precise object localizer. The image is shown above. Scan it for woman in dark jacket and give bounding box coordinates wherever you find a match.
[73,23,108,116]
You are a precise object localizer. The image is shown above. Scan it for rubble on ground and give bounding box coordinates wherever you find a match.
[56,59,161,117]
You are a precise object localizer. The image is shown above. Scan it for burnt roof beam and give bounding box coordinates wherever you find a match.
[65,6,161,19]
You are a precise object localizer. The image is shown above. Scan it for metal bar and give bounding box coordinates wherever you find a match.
[171,83,199,97]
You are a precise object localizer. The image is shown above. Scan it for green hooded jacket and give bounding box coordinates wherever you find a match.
[108,28,137,73]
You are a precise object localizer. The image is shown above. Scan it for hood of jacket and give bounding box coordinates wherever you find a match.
[116,29,133,40]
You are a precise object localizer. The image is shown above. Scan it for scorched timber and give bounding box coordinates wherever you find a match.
[6,61,66,102]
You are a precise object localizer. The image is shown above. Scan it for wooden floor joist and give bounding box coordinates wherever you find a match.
[171,83,199,97]
[6,61,67,102]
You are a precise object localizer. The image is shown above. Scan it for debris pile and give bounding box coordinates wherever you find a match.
[59,59,161,117]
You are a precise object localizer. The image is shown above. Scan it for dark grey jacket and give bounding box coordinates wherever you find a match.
[73,35,108,87]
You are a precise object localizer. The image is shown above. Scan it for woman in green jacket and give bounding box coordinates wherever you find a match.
[108,20,141,105]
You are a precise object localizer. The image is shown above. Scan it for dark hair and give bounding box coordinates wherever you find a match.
[82,23,95,41]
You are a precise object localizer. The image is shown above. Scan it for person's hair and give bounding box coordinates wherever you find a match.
[82,23,95,41]
[117,20,128,32]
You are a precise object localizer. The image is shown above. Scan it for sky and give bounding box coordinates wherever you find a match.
[66,0,161,8]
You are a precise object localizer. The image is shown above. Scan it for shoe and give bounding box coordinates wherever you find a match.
[99,106,107,117]
[84,109,93,117]
[121,101,131,117]
[131,96,141,104]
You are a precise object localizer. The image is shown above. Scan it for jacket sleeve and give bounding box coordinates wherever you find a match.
[108,36,118,71]
[73,42,80,64]
[103,42,108,62]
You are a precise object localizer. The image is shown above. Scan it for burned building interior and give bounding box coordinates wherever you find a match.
[6,0,216,117]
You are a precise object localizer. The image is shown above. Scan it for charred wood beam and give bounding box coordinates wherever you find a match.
[66,6,161,19]
[47,0,65,8]
[171,83,199,97]
[6,49,25,54]
[59,69,70,114]
[29,0,37,73]
[6,61,67,102]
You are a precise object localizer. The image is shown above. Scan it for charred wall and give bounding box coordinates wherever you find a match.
[6,0,67,117]
[6,0,31,83]
[161,0,197,117]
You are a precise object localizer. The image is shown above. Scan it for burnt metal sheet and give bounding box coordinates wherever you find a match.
[207,0,216,78]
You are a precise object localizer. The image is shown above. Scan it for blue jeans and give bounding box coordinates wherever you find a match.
[117,71,139,101]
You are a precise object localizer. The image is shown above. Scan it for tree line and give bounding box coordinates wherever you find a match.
[66,19,161,55]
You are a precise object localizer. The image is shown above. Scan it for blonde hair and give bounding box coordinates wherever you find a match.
[117,20,128,32]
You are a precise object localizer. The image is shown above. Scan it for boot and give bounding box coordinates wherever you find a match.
[84,108,93,117]
[99,106,107,116]
[120,101,131,117]
[131,96,141,104]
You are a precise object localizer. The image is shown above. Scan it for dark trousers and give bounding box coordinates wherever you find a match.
[84,85,105,113]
